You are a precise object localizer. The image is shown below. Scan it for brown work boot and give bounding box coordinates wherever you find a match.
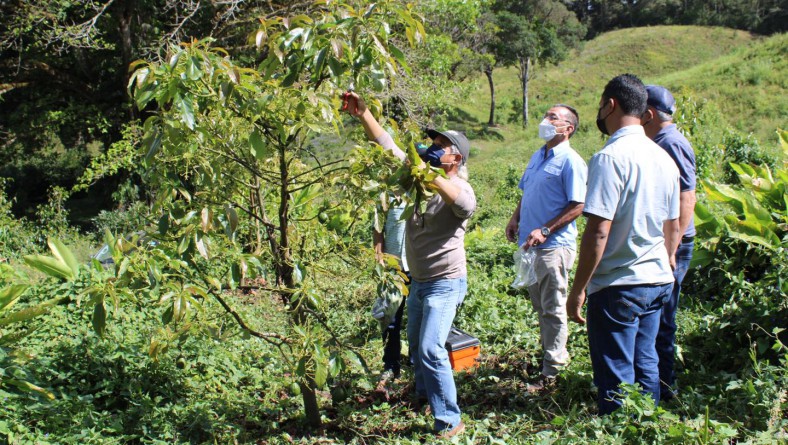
[436,421,465,440]
[526,374,556,394]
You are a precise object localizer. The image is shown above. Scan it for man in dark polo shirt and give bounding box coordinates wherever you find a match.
[642,85,697,401]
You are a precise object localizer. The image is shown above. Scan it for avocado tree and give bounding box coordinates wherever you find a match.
[119,0,425,427]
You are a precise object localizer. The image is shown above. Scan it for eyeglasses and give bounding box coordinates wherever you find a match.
[543,113,570,124]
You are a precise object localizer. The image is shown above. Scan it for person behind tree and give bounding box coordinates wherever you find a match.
[372,200,409,384]
[343,91,475,439]
[566,74,681,415]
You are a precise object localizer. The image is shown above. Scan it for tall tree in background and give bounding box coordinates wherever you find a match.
[417,1,500,126]
[492,0,585,126]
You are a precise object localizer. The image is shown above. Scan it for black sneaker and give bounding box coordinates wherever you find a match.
[526,374,557,394]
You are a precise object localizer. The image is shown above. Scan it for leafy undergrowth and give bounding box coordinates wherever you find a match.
[2,24,787,445]
[3,226,786,444]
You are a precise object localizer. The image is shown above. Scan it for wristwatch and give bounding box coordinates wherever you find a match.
[540,226,551,237]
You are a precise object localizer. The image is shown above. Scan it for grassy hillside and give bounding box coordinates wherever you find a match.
[458,26,786,157]
[659,32,788,138]
[455,26,785,228]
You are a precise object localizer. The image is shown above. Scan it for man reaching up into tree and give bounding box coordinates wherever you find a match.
[343,92,475,439]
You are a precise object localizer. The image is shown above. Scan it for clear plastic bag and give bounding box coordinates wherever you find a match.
[511,247,537,289]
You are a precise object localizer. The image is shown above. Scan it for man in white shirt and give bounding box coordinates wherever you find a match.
[566,74,681,415]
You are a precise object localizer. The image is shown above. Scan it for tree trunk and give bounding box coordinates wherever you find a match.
[115,0,136,118]
[519,56,531,127]
[277,143,294,288]
[485,65,496,127]
[277,139,321,427]
[299,376,321,428]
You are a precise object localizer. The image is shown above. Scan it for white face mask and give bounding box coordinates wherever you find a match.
[538,119,566,141]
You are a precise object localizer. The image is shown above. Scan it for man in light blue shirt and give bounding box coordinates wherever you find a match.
[373,202,409,383]
[567,74,681,415]
[506,104,587,392]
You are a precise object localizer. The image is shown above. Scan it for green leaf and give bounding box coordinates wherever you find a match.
[135,88,155,109]
[363,3,378,18]
[314,361,328,388]
[5,379,55,400]
[47,238,79,277]
[283,28,305,48]
[186,56,203,80]
[343,349,369,372]
[92,301,107,337]
[326,57,344,77]
[23,255,74,281]
[0,304,50,326]
[230,263,241,289]
[281,59,302,87]
[195,233,209,260]
[144,130,162,164]
[158,213,170,235]
[388,44,409,73]
[328,355,342,377]
[177,234,192,254]
[250,130,269,160]
[174,94,195,130]
[0,285,28,313]
[225,205,239,236]
[311,47,328,83]
[200,208,213,232]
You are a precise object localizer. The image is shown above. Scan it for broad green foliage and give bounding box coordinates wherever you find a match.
[122,0,427,427]
[695,129,788,257]
[0,237,89,401]
[2,18,788,442]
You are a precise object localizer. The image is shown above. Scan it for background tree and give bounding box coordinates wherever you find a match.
[492,0,585,126]
[570,0,787,38]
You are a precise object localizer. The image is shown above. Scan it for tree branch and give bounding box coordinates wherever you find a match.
[208,286,290,346]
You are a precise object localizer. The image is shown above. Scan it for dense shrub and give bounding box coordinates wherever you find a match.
[721,131,777,184]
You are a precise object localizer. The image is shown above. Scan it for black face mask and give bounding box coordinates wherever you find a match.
[420,144,445,167]
[596,103,613,136]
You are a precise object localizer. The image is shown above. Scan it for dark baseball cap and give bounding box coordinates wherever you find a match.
[426,129,470,165]
[646,85,676,115]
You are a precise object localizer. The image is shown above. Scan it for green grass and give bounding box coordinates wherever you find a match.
[454,26,785,231]
[456,26,784,159]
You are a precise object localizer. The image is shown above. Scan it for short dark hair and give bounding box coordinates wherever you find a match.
[554,104,579,137]
[602,74,647,117]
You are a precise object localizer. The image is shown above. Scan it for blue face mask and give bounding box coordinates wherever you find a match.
[420,144,445,167]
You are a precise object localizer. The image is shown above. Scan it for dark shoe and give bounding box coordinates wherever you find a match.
[526,374,556,394]
[436,421,465,439]
[661,386,678,403]
[375,369,400,394]
[378,368,400,383]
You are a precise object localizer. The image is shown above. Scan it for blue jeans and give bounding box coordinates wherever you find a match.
[407,277,466,432]
[656,239,693,398]
[587,283,672,415]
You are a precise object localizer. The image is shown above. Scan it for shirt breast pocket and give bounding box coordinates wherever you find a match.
[544,165,562,177]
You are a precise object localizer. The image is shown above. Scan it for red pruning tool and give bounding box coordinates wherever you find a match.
[341,88,358,114]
